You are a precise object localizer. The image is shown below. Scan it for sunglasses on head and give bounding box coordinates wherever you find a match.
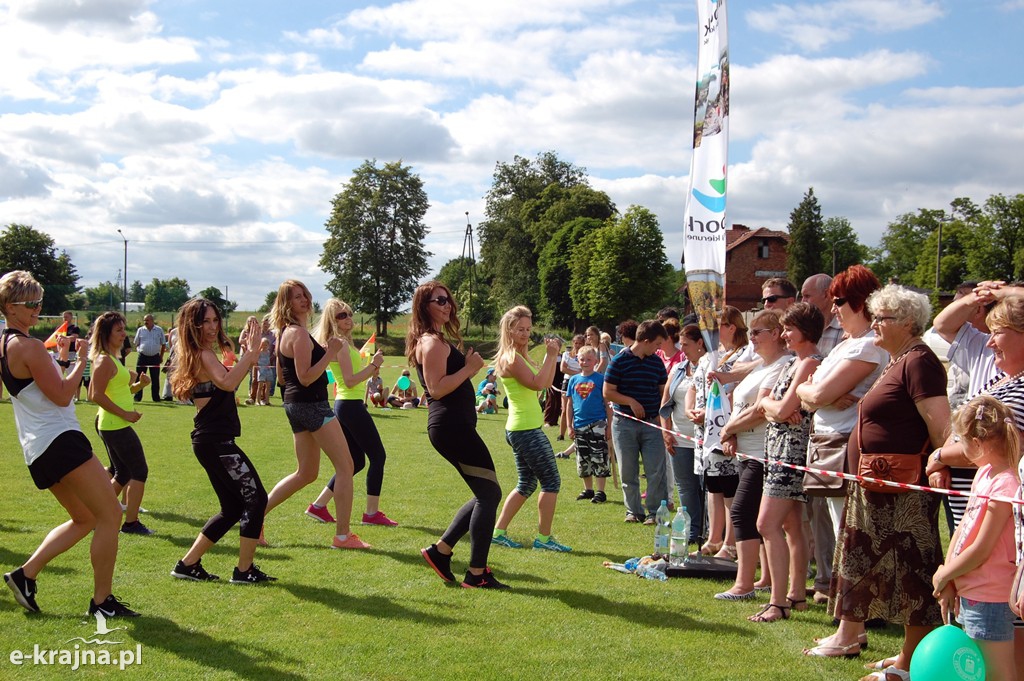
[832,297,847,308]
[429,296,451,307]
[335,311,351,320]
[11,299,43,309]
[761,294,789,304]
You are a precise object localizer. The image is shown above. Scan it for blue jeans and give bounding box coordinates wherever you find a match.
[671,446,704,541]
[612,414,667,519]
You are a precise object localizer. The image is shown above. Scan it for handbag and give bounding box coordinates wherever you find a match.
[804,431,849,497]
[855,409,927,493]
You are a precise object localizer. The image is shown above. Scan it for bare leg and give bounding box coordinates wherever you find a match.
[309,421,355,537]
[365,494,380,517]
[123,480,145,524]
[892,625,935,672]
[581,475,593,492]
[976,640,1016,681]
[537,491,558,536]
[311,486,333,508]
[495,490,528,531]
[264,443,321,516]
[596,476,606,493]
[756,496,792,610]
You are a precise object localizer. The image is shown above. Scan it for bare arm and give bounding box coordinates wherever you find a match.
[762,357,820,422]
[502,339,561,391]
[338,339,383,389]
[604,381,649,419]
[916,395,952,452]
[418,335,484,400]
[282,326,339,387]
[933,497,1013,594]
[14,336,88,407]
[796,359,876,411]
[720,387,771,439]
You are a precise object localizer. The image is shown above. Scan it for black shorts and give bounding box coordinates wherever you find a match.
[705,473,739,497]
[283,401,336,434]
[28,430,93,490]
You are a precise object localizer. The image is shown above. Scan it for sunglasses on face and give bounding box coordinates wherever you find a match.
[833,297,847,308]
[11,299,43,309]
[871,315,898,325]
[429,296,451,307]
[761,294,790,304]
[335,312,351,320]
[750,328,773,337]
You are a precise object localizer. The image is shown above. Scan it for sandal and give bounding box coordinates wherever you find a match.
[863,657,898,671]
[714,544,737,560]
[748,603,789,623]
[859,665,909,681]
[692,541,722,557]
[802,642,861,658]
[713,589,756,601]
[786,597,808,612]
[814,632,868,650]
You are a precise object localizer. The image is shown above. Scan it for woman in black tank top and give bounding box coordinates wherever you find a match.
[168,299,274,584]
[262,280,369,550]
[407,281,507,588]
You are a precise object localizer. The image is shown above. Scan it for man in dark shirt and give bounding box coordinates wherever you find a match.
[604,319,669,523]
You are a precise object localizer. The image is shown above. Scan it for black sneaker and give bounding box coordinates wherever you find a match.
[88,594,140,618]
[230,564,277,584]
[576,489,595,501]
[121,521,155,536]
[4,567,39,613]
[591,491,607,504]
[421,544,456,583]
[460,568,510,589]
[171,560,220,582]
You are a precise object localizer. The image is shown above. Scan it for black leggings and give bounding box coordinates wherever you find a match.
[97,424,149,486]
[193,440,268,541]
[731,458,764,543]
[428,423,502,570]
[326,400,387,497]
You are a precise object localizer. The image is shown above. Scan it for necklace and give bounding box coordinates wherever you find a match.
[869,337,925,391]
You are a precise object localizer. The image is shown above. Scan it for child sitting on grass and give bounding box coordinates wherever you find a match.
[566,345,612,503]
[365,366,387,407]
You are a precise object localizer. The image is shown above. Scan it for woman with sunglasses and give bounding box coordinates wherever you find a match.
[169,300,273,583]
[409,282,506,588]
[303,298,396,527]
[263,280,369,549]
[1,271,137,617]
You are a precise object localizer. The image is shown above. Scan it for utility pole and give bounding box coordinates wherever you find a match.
[461,211,477,336]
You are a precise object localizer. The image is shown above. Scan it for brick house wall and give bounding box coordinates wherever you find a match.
[725,224,790,312]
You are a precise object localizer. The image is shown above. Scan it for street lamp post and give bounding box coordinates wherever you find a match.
[117,229,127,315]
[829,236,852,276]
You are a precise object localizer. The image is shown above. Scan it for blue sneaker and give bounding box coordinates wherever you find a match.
[533,536,572,552]
[491,533,523,549]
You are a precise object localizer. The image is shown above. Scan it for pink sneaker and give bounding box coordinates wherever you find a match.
[305,504,335,523]
[331,533,371,549]
[361,511,399,527]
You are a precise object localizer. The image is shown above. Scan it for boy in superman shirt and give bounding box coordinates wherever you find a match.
[567,346,612,503]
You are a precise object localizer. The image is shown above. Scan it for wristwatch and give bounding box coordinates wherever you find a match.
[930,448,943,465]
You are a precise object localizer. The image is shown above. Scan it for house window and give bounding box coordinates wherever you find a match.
[758,239,770,259]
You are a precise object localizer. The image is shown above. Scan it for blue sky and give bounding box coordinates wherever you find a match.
[1,0,1023,309]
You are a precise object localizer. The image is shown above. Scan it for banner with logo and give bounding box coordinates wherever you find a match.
[683,0,729,351]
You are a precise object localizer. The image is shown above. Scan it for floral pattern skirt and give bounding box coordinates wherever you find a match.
[828,485,943,627]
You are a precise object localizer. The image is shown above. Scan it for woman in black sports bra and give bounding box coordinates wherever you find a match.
[168,298,274,584]
[408,281,507,588]
[263,280,368,550]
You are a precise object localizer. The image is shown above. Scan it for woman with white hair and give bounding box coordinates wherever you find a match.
[804,285,949,681]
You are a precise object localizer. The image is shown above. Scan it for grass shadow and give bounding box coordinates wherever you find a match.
[132,614,306,680]
[279,582,459,625]
[146,510,208,530]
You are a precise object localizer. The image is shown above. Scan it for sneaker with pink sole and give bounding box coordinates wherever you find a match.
[331,533,372,550]
[361,511,399,527]
[305,504,335,523]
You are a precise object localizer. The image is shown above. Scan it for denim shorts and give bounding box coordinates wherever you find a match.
[957,597,1017,642]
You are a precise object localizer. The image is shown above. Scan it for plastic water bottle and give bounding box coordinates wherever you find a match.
[636,561,668,581]
[669,506,692,566]
[653,500,671,558]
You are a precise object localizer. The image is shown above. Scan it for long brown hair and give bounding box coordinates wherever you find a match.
[405,281,462,364]
[89,311,127,359]
[170,298,231,401]
[270,279,312,333]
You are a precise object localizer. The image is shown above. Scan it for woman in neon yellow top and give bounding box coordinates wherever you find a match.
[88,311,153,535]
[490,306,572,552]
[304,298,398,527]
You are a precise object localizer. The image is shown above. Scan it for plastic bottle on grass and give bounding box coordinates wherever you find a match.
[669,506,691,566]
[636,561,668,581]
[653,500,671,558]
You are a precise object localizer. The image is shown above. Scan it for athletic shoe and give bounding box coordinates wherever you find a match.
[88,594,141,618]
[576,489,595,500]
[120,520,155,535]
[361,511,399,527]
[119,502,149,513]
[331,533,372,549]
[304,504,335,523]
[244,398,255,405]
[592,491,607,504]
[554,451,570,459]
[170,560,219,582]
[533,536,572,552]
[4,567,39,613]
[461,568,510,589]
[490,533,523,549]
[421,544,456,583]
[230,564,277,584]
[624,513,642,523]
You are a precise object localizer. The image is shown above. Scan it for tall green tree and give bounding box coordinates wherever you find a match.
[144,277,191,312]
[962,194,1024,281]
[320,159,431,336]
[572,206,672,327]
[478,151,589,313]
[436,256,495,332]
[870,208,946,285]
[83,280,124,310]
[198,286,238,315]
[257,290,277,314]
[0,223,80,314]
[821,217,867,276]
[539,217,604,329]
[784,188,824,287]
[128,280,146,302]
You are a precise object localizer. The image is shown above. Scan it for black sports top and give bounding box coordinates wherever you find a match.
[0,329,33,396]
[417,341,475,428]
[279,330,329,404]
[190,383,241,443]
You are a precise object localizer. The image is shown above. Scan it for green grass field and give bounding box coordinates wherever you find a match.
[0,356,906,680]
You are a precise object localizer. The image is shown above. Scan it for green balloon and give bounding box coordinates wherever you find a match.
[397,375,411,390]
[909,624,984,681]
